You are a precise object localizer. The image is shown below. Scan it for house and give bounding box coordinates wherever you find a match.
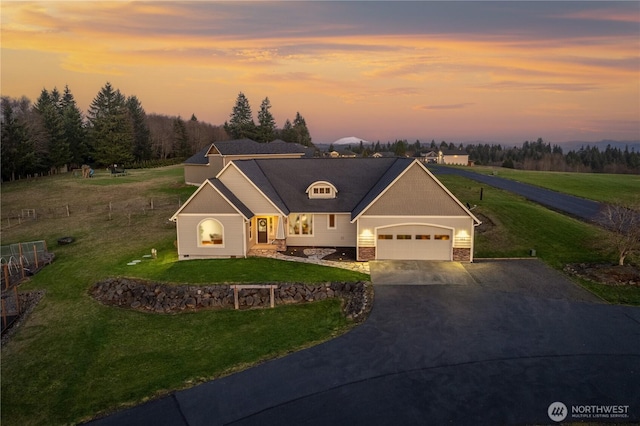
[438,149,469,165]
[371,152,396,158]
[183,139,310,185]
[171,158,481,262]
[329,149,358,158]
[421,150,439,163]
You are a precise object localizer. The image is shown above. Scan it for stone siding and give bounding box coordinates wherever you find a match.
[453,248,471,262]
[358,247,376,261]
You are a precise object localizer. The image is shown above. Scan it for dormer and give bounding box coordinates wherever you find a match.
[306,181,338,199]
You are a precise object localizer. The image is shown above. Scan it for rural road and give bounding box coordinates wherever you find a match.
[428,165,604,222]
[88,260,640,425]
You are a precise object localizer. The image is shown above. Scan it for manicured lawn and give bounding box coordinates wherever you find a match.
[0,168,367,426]
[467,166,640,204]
[439,174,640,304]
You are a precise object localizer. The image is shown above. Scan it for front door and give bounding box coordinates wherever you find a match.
[257,217,268,243]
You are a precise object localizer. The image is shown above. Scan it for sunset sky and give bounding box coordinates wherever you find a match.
[1,1,639,145]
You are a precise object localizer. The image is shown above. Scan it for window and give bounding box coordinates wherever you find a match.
[416,235,431,240]
[434,234,450,240]
[378,234,393,240]
[396,234,412,240]
[306,181,338,199]
[199,219,224,246]
[288,214,313,235]
[328,214,336,229]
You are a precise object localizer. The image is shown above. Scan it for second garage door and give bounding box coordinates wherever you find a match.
[376,224,452,260]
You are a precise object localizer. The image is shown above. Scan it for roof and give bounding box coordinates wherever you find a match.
[231,158,413,215]
[208,179,254,219]
[440,149,468,156]
[183,139,308,165]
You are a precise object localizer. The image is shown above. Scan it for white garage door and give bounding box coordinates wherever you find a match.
[376,225,452,260]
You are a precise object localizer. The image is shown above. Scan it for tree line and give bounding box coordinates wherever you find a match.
[223,92,313,146]
[1,85,314,181]
[341,138,639,174]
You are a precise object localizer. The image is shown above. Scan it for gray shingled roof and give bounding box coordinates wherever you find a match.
[183,139,308,165]
[184,144,211,165]
[231,158,413,215]
[208,179,254,219]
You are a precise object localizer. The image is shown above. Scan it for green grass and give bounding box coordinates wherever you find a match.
[1,167,367,426]
[439,174,639,304]
[467,166,640,204]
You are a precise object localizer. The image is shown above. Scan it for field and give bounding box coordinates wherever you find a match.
[0,167,367,425]
[467,166,640,204]
[1,165,638,425]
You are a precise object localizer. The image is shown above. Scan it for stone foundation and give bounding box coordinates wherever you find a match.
[273,239,287,251]
[91,278,371,321]
[358,247,375,261]
[453,248,471,262]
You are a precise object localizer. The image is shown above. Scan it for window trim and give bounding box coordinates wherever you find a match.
[197,218,225,248]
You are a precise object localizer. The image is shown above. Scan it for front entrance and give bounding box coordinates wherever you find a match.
[257,217,268,243]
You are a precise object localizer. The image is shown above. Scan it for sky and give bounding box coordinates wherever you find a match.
[1,1,639,145]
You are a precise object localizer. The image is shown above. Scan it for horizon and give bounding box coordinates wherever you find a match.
[1,1,638,145]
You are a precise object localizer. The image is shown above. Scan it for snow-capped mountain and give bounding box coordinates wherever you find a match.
[332,136,370,146]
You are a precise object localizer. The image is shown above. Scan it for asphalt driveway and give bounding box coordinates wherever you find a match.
[89,260,640,425]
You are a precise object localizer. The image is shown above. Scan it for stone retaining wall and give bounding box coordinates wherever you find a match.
[91,278,371,321]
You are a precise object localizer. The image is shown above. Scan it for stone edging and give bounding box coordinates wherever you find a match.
[90,278,372,321]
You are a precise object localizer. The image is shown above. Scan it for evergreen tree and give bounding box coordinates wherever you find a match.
[126,95,152,162]
[224,92,256,139]
[1,97,37,180]
[60,85,88,167]
[279,118,295,143]
[173,116,191,158]
[87,82,134,166]
[292,112,312,147]
[256,97,276,143]
[34,88,71,170]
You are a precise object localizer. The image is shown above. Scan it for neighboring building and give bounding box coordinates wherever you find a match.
[183,139,310,185]
[171,158,480,262]
[421,150,439,163]
[439,149,469,165]
[329,149,358,158]
[372,152,396,158]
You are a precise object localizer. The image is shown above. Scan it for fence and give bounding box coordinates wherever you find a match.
[0,240,54,335]
[1,196,183,231]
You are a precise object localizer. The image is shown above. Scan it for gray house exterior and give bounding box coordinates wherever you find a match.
[171,158,480,262]
[183,139,311,185]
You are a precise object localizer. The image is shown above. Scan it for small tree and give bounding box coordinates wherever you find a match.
[599,201,640,266]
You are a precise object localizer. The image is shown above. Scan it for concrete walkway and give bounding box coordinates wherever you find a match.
[88,259,640,425]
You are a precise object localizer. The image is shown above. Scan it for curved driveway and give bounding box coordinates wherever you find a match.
[429,165,603,222]
[89,260,640,425]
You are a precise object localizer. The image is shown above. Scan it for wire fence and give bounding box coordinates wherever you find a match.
[1,196,184,230]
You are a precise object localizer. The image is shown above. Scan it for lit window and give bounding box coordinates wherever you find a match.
[434,234,450,240]
[415,235,431,240]
[199,219,224,246]
[288,214,313,235]
[397,234,412,240]
[378,234,393,240]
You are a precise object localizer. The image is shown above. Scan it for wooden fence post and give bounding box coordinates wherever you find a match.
[33,244,39,269]
[14,287,20,314]
[233,286,239,310]
[18,244,25,279]
[3,264,9,290]
[1,299,6,329]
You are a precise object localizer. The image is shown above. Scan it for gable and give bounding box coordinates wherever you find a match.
[179,183,238,215]
[219,163,284,215]
[362,163,469,216]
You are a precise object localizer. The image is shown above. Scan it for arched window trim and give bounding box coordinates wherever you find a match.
[305,181,338,199]
[197,218,225,247]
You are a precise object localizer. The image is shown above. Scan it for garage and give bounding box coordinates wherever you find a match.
[376,224,452,260]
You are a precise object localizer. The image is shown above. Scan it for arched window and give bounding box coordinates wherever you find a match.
[198,219,224,246]
[306,181,338,199]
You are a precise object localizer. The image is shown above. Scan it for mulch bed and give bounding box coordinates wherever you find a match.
[564,263,640,286]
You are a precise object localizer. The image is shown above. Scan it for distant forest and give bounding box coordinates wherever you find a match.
[335,138,639,174]
[2,83,638,181]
